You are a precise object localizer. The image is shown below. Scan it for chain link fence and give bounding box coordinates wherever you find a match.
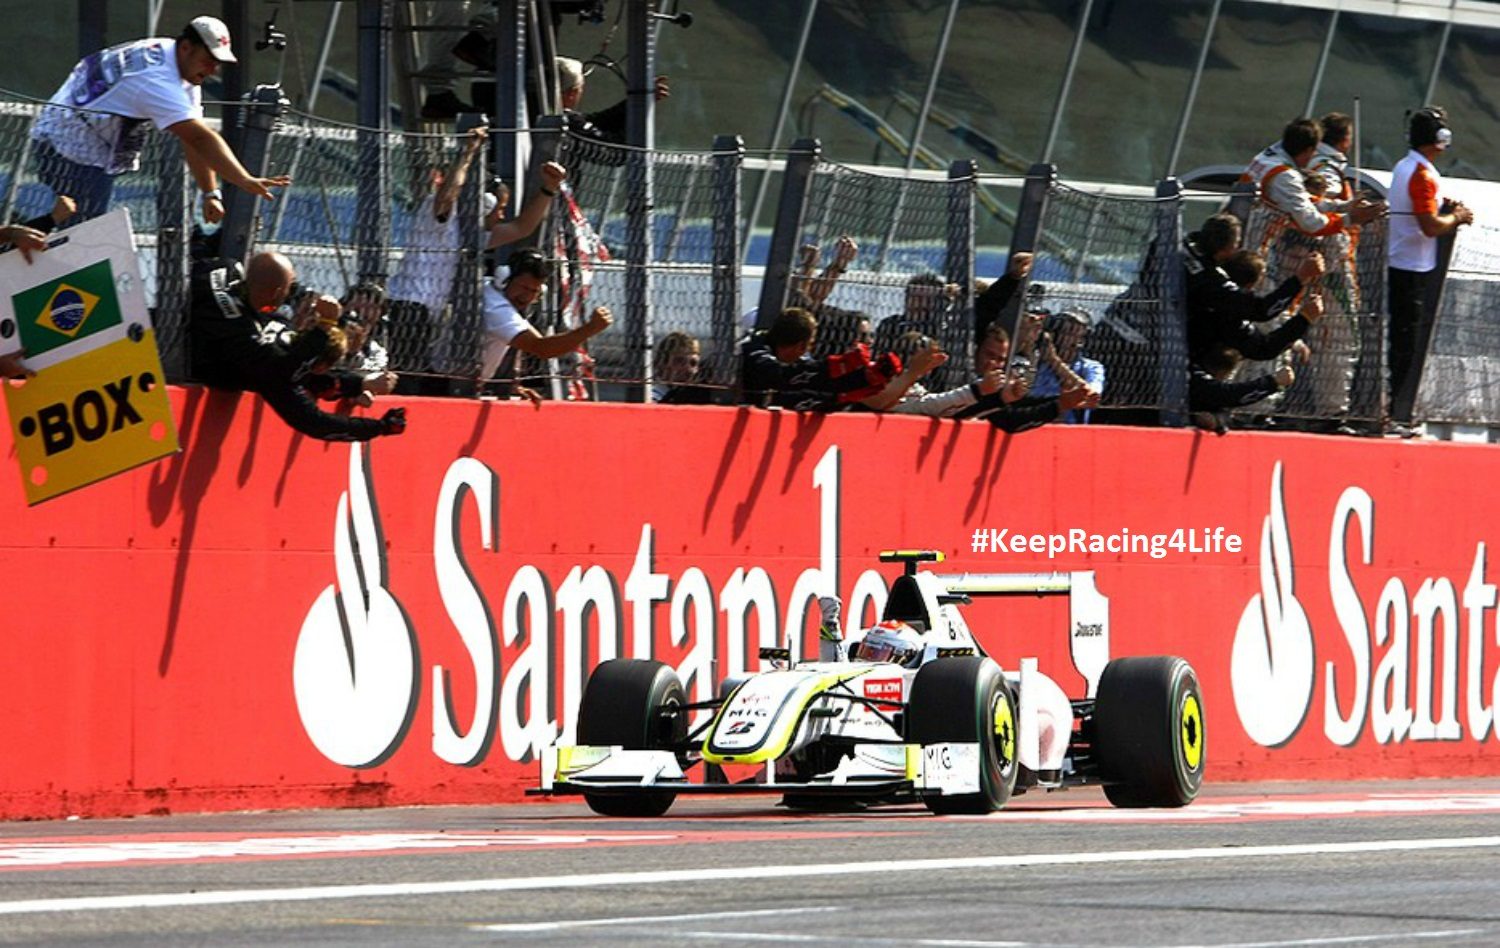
[1418,218,1500,426]
[1237,202,1389,425]
[550,131,740,401]
[6,88,1500,434]
[791,160,969,391]
[1025,179,1185,419]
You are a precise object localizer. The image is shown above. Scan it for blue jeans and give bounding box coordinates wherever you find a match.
[32,138,115,224]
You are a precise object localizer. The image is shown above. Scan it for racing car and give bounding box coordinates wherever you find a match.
[535,550,1204,816]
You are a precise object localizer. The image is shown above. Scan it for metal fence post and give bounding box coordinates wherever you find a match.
[711,135,745,387]
[998,162,1055,352]
[154,137,191,382]
[219,84,289,264]
[493,0,527,198]
[755,138,821,330]
[1154,176,1188,426]
[355,0,391,283]
[1225,180,1256,224]
[451,112,488,388]
[525,115,565,400]
[944,159,977,390]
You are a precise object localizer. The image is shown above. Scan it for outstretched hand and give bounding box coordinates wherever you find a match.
[379,406,408,436]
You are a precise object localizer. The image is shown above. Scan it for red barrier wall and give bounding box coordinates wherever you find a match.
[3,387,1498,819]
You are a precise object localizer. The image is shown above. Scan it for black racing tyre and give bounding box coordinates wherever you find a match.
[1092,656,1205,808]
[576,659,687,817]
[905,656,1019,815]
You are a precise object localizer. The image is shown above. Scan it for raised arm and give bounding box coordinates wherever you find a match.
[487,161,567,249]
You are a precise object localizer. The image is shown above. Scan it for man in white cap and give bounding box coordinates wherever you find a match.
[30,16,290,224]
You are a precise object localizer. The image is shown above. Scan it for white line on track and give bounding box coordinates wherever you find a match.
[1171,929,1489,948]
[472,906,841,933]
[3,835,1500,917]
[664,933,1027,947]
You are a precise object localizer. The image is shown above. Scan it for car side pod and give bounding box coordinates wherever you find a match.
[1090,656,1205,807]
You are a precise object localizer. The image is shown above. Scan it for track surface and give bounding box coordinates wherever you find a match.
[4,780,1500,946]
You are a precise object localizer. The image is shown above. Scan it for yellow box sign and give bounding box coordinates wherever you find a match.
[4,330,178,505]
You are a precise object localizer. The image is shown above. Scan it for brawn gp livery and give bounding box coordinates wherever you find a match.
[534,551,1204,815]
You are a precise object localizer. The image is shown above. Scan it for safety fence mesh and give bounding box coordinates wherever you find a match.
[6,87,1500,433]
[1236,202,1388,425]
[1417,219,1500,426]
[551,132,735,401]
[791,161,967,390]
[1026,181,1185,417]
[258,117,497,390]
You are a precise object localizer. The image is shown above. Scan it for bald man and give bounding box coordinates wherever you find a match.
[189,251,406,441]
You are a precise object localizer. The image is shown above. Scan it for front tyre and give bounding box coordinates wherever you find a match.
[1092,656,1205,807]
[906,656,1019,815]
[576,659,687,817]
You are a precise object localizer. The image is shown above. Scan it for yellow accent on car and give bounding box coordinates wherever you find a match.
[555,745,612,781]
[1180,693,1204,770]
[904,744,920,780]
[993,693,1017,763]
[701,669,871,766]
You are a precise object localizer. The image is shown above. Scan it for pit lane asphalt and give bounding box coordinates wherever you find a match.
[4,780,1500,947]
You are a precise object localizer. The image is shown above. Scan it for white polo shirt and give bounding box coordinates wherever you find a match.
[479,278,537,381]
[32,38,202,174]
[1388,150,1442,273]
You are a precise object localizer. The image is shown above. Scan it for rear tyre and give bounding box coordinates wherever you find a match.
[906,656,1019,815]
[576,659,687,817]
[1092,656,1205,807]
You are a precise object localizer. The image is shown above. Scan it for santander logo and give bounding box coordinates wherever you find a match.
[1230,462,1314,747]
[1231,462,1500,749]
[291,443,892,769]
[291,443,419,768]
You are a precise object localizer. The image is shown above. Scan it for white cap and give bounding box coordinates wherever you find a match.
[482,191,499,217]
[189,16,237,63]
[555,57,585,93]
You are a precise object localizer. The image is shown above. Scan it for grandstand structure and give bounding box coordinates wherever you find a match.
[3,0,1499,435]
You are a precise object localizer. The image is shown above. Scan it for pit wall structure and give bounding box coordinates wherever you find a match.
[3,388,1498,820]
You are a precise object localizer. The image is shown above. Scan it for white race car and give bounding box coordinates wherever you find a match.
[535,550,1204,816]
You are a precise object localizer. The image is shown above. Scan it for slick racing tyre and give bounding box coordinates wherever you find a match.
[906,656,1019,815]
[576,659,687,817]
[1092,656,1205,807]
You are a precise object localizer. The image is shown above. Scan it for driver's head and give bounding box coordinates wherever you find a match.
[851,622,924,668]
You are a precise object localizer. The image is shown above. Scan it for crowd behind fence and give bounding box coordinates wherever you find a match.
[4,93,1500,433]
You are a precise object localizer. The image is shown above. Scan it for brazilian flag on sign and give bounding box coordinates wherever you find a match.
[12,259,122,358]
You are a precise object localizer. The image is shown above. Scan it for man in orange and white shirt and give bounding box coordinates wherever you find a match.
[1243,118,1385,241]
[1242,118,1384,426]
[1387,106,1474,425]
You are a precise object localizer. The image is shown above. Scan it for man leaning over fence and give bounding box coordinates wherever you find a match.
[189,252,406,442]
[30,16,290,224]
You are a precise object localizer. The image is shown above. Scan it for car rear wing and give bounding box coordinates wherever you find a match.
[935,571,1110,698]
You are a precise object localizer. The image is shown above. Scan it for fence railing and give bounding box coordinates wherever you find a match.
[5,90,1499,433]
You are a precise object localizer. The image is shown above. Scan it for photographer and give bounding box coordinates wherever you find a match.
[189,252,406,442]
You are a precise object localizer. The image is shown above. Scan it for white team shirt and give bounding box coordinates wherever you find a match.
[479,279,537,381]
[32,38,202,174]
[1388,150,1442,273]
[387,195,462,316]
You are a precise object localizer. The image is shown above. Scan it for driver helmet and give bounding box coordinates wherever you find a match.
[850,621,925,668]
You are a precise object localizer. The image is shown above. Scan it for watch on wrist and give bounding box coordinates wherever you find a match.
[203,189,223,201]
